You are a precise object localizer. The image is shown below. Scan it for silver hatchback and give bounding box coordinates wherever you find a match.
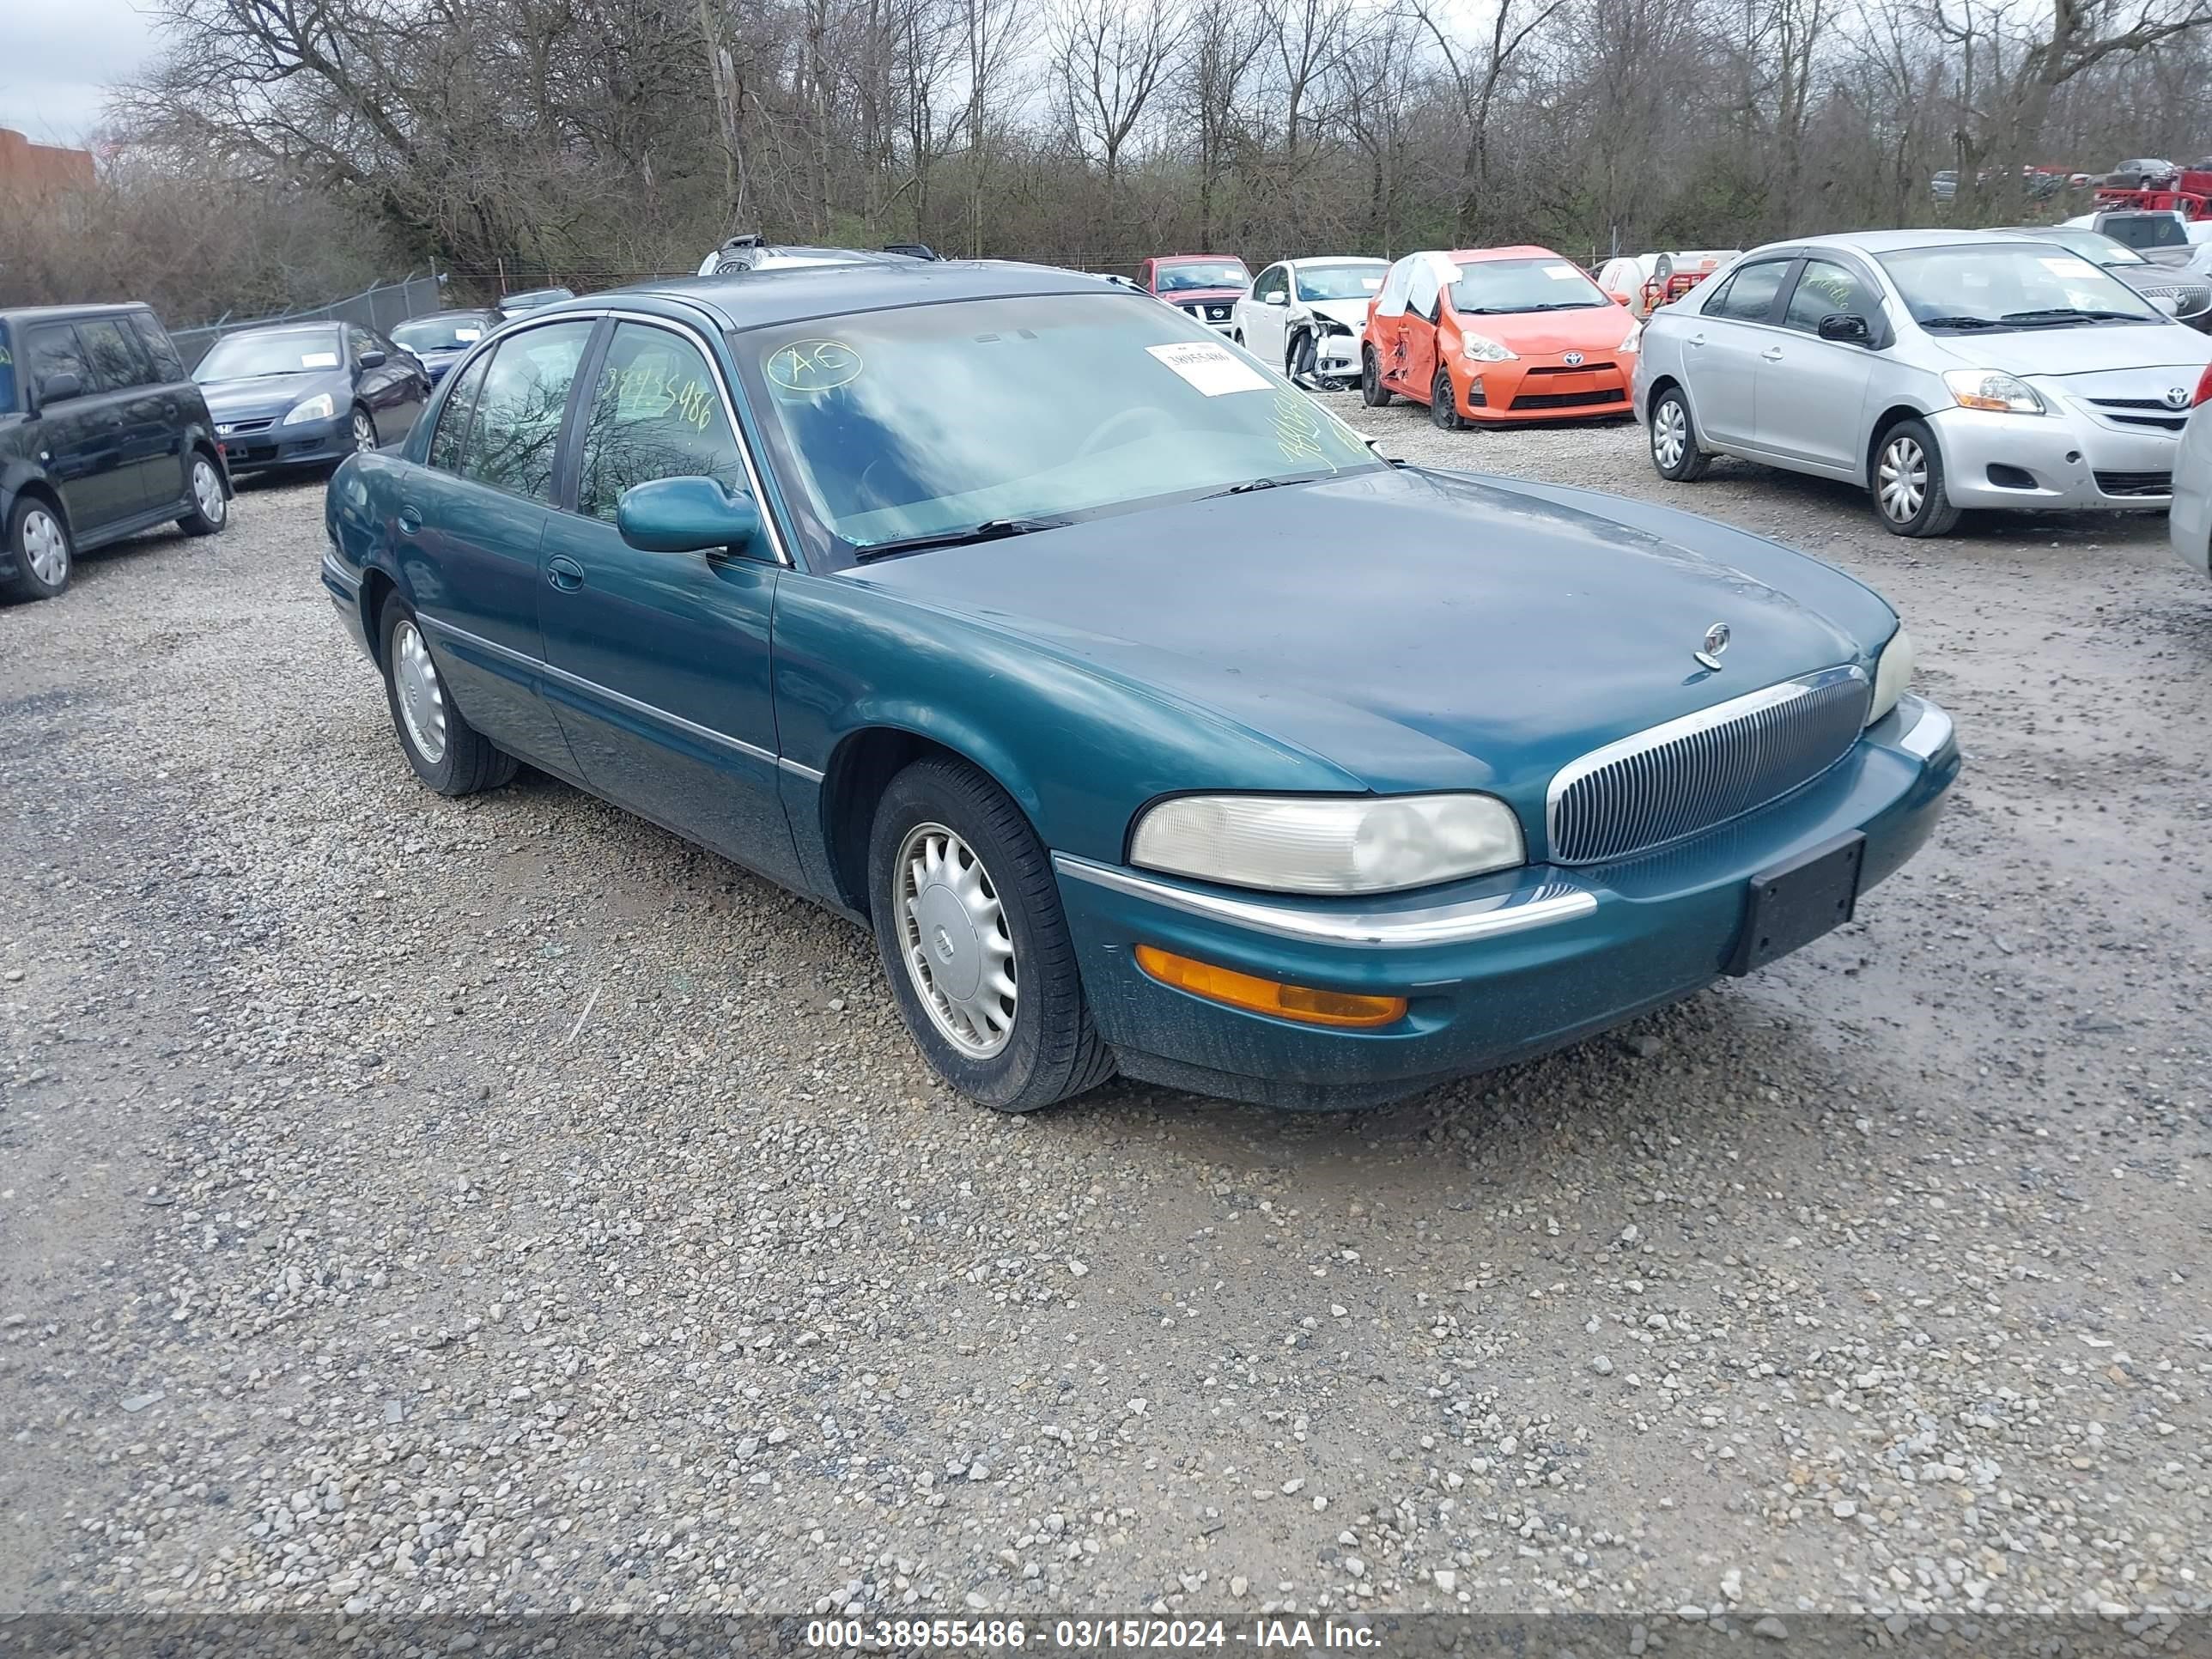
[1634,229,2212,536]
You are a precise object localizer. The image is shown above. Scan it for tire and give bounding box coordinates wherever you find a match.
[1231,329,1245,347]
[377,594,518,796]
[350,404,379,453]
[867,757,1115,1113]
[2,495,73,602]
[1647,385,1712,482]
[1870,418,1962,538]
[1430,368,1465,430]
[176,450,229,537]
[1360,345,1393,407]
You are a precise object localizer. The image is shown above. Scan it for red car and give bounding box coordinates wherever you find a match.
[1139,254,1253,338]
[1359,246,1644,428]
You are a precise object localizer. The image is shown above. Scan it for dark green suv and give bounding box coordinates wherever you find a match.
[1,302,230,602]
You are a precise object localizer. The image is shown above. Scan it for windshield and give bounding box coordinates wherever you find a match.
[2100,216,2188,252]
[2020,228,2148,266]
[736,293,1380,556]
[1296,264,1386,301]
[0,323,15,412]
[1449,257,1610,313]
[1878,242,2161,329]
[392,313,493,351]
[1154,261,1250,292]
[193,325,344,380]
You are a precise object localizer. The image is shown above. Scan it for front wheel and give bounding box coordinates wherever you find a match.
[1647,386,1711,482]
[1431,368,1466,430]
[177,451,228,537]
[1360,345,1393,407]
[1871,419,1962,537]
[867,757,1115,1113]
[2,497,73,602]
[378,595,518,795]
[350,405,379,453]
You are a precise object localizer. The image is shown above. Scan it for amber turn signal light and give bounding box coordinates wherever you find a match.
[1133,945,1407,1030]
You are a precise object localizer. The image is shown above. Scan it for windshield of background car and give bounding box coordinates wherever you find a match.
[0,323,15,411]
[392,314,492,352]
[504,289,573,307]
[1449,258,1611,313]
[1296,264,1385,301]
[193,325,344,380]
[735,293,1381,556]
[2100,216,2189,252]
[1878,243,2162,328]
[2029,228,2148,265]
[1154,261,1250,292]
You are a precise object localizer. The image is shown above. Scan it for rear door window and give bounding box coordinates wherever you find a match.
[428,352,492,473]
[458,320,595,501]
[131,314,187,382]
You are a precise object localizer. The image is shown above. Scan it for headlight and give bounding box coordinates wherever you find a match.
[1942,368,2045,415]
[283,392,337,426]
[1129,793,1526,895]
[1459,333,1517,363]
[1868,626,1915,725]
[1619,319,1644,352]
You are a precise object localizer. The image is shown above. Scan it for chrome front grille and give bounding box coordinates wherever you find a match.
[1547,666,1870,864]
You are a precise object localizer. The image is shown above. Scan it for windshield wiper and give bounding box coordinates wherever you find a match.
[1916,313,2006,330]
[852,517,1072,560]
[1999,307,2146,325]
[1200,471,1334,500]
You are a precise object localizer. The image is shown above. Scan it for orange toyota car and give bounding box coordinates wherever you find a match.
[1359,246,1643,428]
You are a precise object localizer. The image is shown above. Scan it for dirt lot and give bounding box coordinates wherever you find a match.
[3,405,2210,1635]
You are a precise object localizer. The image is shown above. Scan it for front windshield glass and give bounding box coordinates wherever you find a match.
[1449,257,1610,313]
[0,323,15,412]
[193,325,343,380]
[2025,228,2148,265]
[1154,260,1250,292]
[392,313,493,351]
[1878,242,2162,329]
[1296,264,1385,301]
[736,293,1380,556]
[2101,216,2188,252]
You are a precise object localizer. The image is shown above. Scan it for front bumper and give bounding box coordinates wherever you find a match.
[216,412,352,472]
[1460,351,1635,422]
[1311,327,1361,380]
[1929,403,2181,510]
[1053,696,1958,1109]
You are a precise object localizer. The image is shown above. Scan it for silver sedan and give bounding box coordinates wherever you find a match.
[1634,228,2212,537]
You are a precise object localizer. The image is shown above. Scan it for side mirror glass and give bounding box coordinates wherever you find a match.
[1817,313,1873,344]
[617,476,763,556]
[358,349,387,368]
[39,370,85,404]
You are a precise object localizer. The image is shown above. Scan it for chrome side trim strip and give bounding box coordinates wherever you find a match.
[1893,694,1954,761]
[418,616,782,769]
[778,756,826,783]
[1051,853,1597,948]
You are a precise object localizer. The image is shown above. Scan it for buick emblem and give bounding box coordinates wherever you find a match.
[2166,385,2192,410]
[1562,350,1585,367]
[1694,622,1730,672]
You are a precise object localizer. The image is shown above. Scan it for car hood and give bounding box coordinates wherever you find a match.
[846,468,1879,807]
[1929,323,2212,380]
[198,370,350,422]
[1461,305,1634,355]
[1301,297,1376,331]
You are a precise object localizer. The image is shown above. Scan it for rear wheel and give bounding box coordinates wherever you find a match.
[176,451,228,537]
[3,498,72,602]
[1871,418,1962,537]
[867,757,1115,1113]
[1648,386,1711,482]
[1360,345,1393,406]
[378,595,518,795]
[1431,368,1465,430]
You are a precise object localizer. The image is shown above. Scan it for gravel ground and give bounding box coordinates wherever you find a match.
[3,410,2210,1637]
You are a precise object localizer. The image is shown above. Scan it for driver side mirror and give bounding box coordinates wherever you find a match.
[618,476,763,556]
[38,370,84,404]
[358,349,387,368]
[1260,291,1287,307]
[1817,313,1873,345]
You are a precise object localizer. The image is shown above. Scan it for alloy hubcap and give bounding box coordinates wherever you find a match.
[353,411,375,450]
[1878,437,1927,521]
[895,823,1017,1060]
[21,509,68,585]
[1654,401,1686,469]
[192,459,225,524]
[392,620,448,763]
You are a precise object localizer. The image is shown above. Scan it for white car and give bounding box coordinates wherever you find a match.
[696,236,916,276]
[2173,368,2212,575]
[1231,258,1389,385]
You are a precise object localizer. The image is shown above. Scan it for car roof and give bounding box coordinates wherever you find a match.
[1749,228,2056,257]
[1155,253,1244,263]
[1287,255,1387,266]
[1446,245,1571,264]
[204,319,343,337]
[544,260,1124,332]
[0,301,157,326]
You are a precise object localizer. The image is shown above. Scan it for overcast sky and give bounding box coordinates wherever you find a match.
[1,0,161,144]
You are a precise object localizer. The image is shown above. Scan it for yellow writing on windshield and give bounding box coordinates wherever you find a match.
[768,339,863,393]
[610,360,718,432]
[1271,392,1328,464]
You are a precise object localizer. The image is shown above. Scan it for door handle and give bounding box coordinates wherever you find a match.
[1761,345,1785,362]
[1686,333,1706,349]
[397,505,423,534]
[547,556,586,592]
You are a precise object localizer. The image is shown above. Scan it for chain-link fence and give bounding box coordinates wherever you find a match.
[169,273,444,368]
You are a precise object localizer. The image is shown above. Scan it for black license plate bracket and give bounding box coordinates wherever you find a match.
[1726,830,1866,976]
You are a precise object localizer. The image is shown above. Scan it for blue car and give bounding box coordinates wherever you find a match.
[197,320,430,471]
[389,309,501,384]
[323,263,1958,1112]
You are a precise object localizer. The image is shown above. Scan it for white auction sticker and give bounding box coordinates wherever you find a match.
[2039,256,2097,278]
[301,351,339,368]
[454,328,482,341]
[1146,341,1270,396]
[1545,264,1584,279]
